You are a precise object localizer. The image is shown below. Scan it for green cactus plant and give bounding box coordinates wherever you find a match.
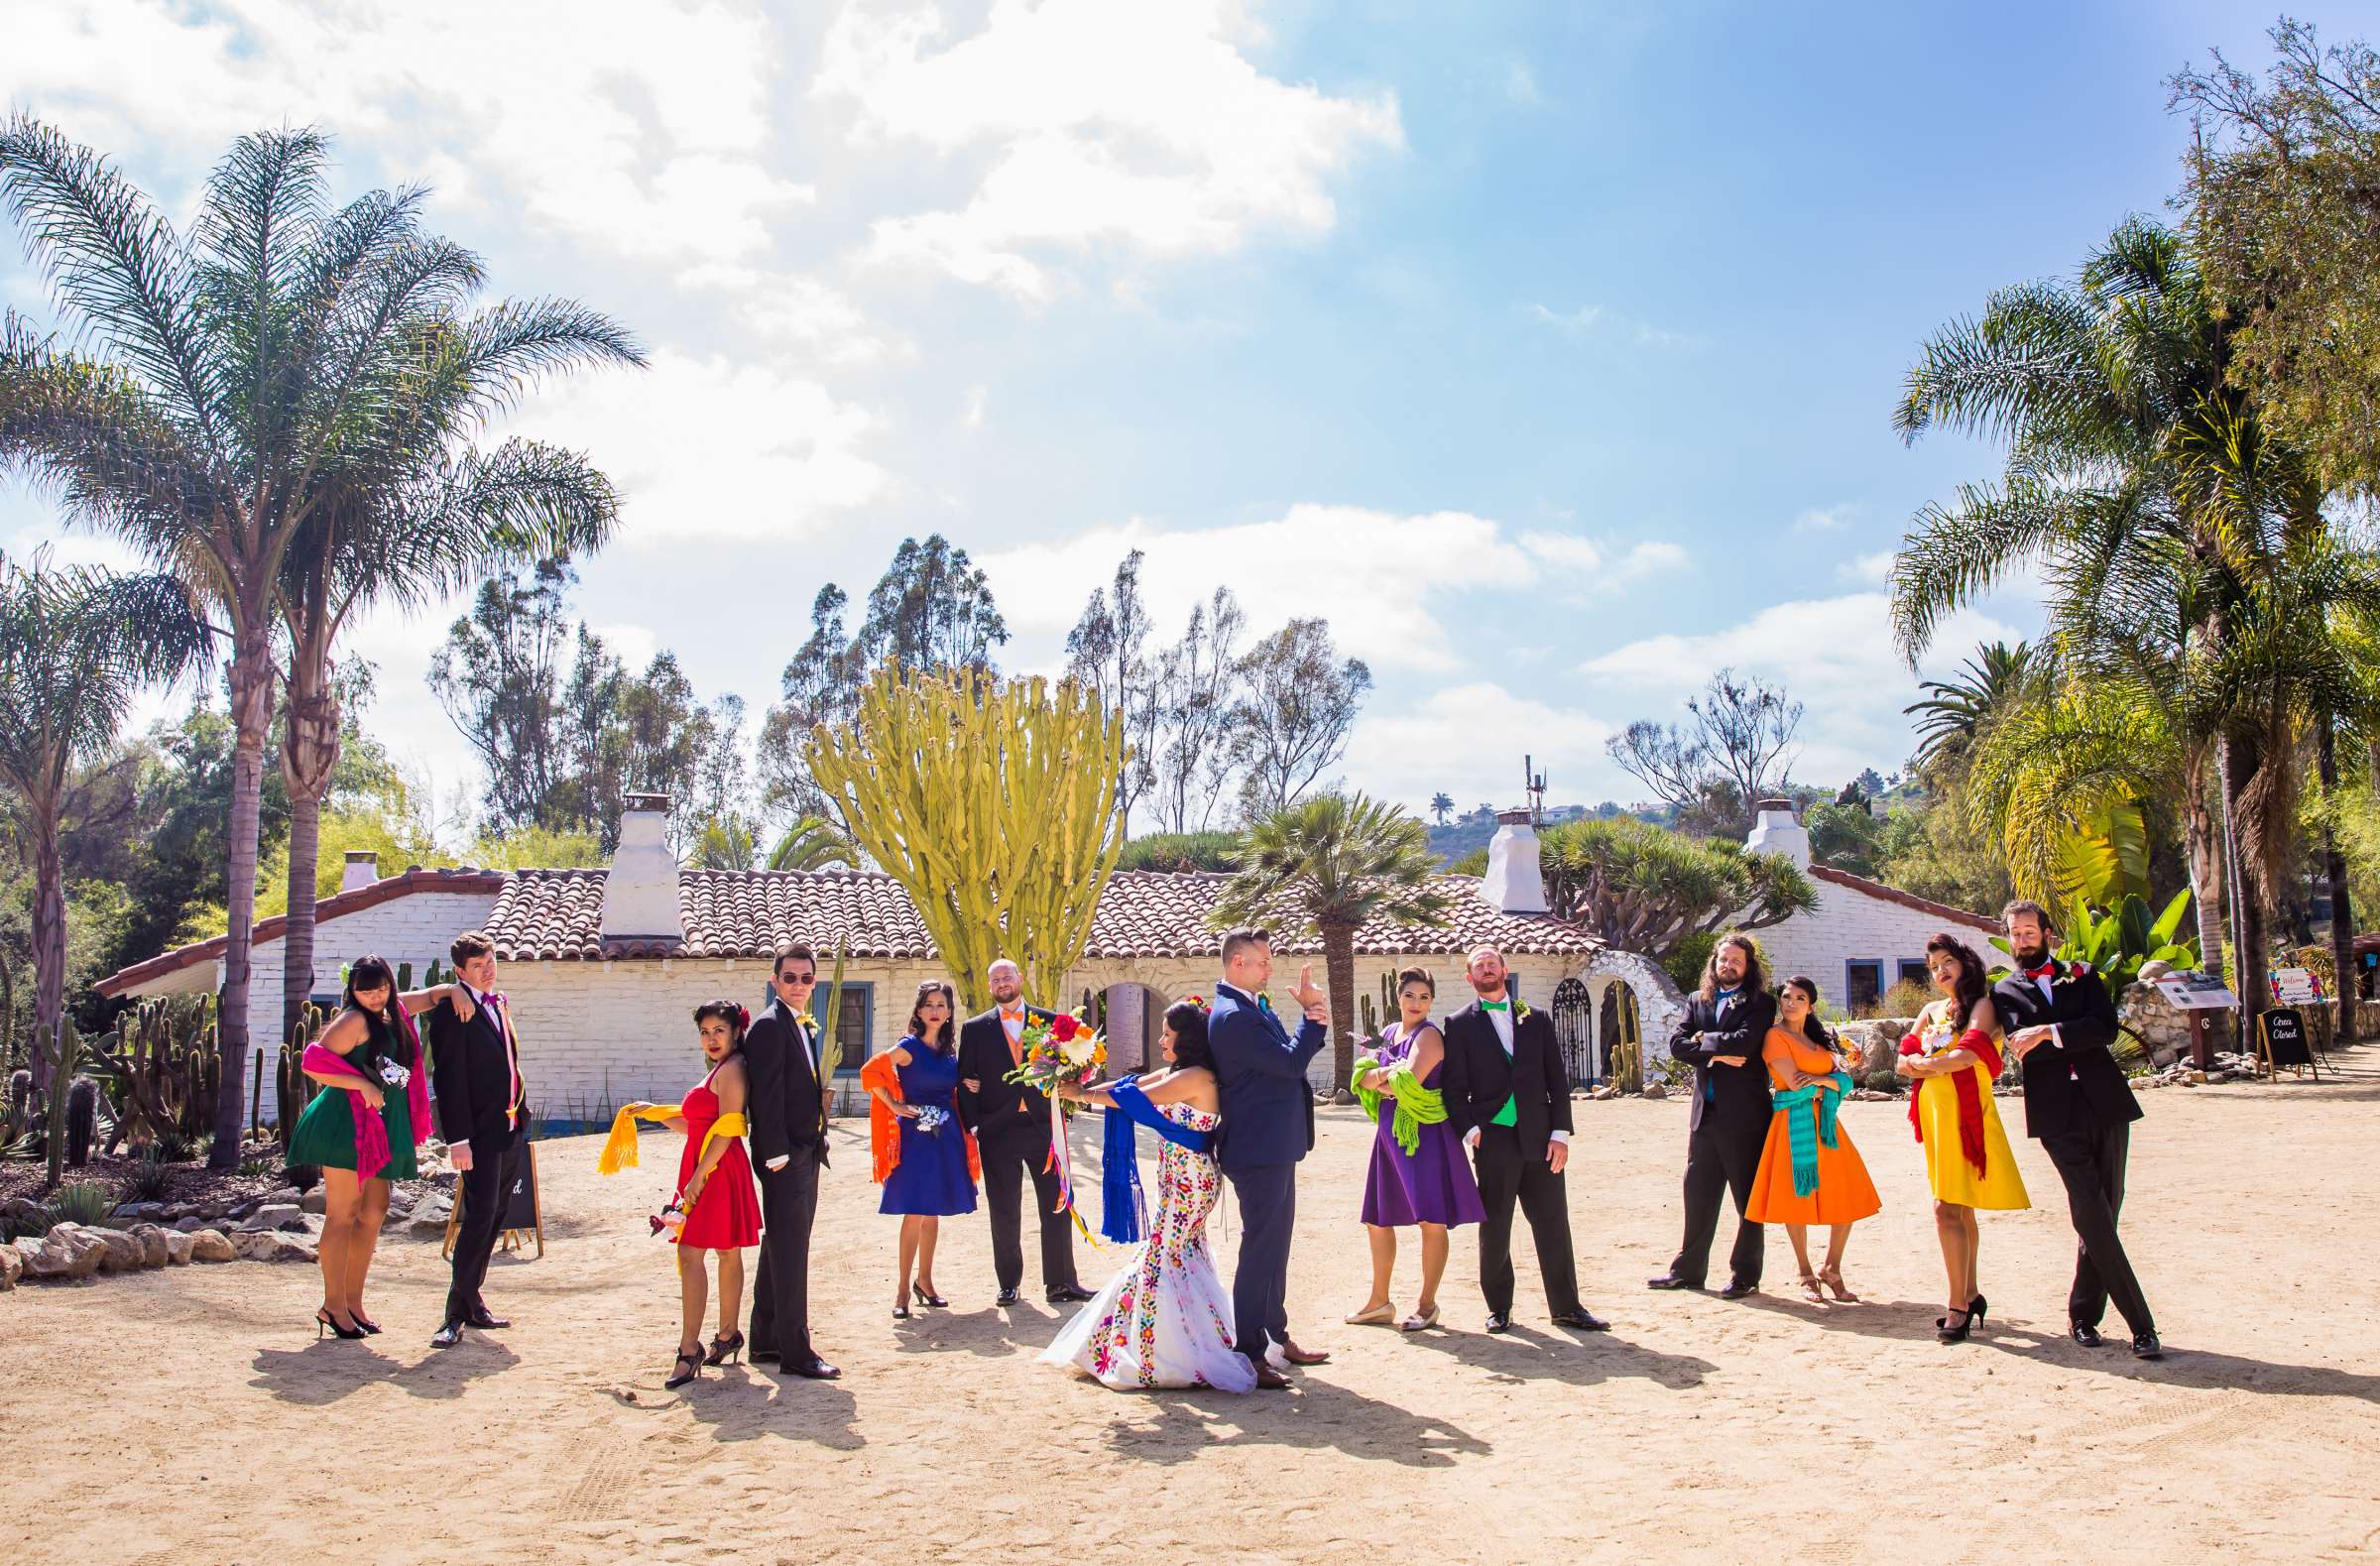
[89,994,221,1148]
[275,1000,327,1148]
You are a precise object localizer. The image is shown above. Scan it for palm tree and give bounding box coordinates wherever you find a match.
[277,434,625,1042]
[0,120,643,1165]
[1428,791,1454,825]
[1890,217,2380,1024]
[1212,792,1448,1095]
[1904,641,2032,775]
[767,814,857,872]
[0,553,207,1083]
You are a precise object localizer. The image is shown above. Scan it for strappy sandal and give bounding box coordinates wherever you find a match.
[1400,1303,1442,1332]
[1819,1265,1859,1302]
[1797,1270,1825,1303]
[1344,1302,1397,1327]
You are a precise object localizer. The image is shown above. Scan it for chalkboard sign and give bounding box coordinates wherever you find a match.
[440,1141,546,1261]
[2257,1008,2318,1080]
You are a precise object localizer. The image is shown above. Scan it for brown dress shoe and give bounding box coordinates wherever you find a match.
[1280,1339,1330,1366]
[1249,1357,1292,1389]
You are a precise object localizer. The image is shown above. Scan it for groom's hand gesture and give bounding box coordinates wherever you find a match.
[1291,964,1328,1024]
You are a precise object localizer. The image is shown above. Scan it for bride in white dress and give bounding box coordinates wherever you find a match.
[1041,999,1254,1393]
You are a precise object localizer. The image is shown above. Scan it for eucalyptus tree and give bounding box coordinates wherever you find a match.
[0,118,642,1164]
[0,554,207,1080]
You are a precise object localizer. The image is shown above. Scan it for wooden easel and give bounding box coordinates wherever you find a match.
[2255,1009,2321,1083]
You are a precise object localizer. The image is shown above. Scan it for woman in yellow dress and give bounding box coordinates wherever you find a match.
[1896,932,2028,1344]
[1746,975,1880,1303]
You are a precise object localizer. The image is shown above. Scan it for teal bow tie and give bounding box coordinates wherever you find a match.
[1480,1000,1509,1012]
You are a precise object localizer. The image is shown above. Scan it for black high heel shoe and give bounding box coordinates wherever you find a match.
[912,1282,949,1308]
[704,1329,745,1367]
[1936,1307,1972,1344]
[665,1349,703,1389]
[350,1310,383,1336]
[315,1307,367,1341]
[1967,1293,1988,1330]
[892,1297,912,1320]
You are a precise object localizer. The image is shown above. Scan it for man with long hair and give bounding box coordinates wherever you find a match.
[1648,932,1776,1298]
[1991,901,2160,1359]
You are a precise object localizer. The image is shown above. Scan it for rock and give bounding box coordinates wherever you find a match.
[172,1217,205,1233]
[89,1226,145,1272]
[232,1229,316,1263]
[0,1243,19,1288]
[163,1203,196,1222]
[266,1184,303,1205]
[225,1198,262,1222]
[127,1223,171,1268]
[21,1227,104,1280]
[299,1188,327,1215]
[238,1203,302,1233]
[112,1201,168,1222]
[1,1196,49,1232]
[187,1229,235,1263]
[162,1229,193,1265]
[1640,1082,1668,1099]
[409,1205,453,1239]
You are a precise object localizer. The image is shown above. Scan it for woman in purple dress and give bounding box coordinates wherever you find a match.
[1346,965,1485,1332]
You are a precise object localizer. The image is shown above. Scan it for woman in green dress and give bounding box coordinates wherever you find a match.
[287,955,467,1339]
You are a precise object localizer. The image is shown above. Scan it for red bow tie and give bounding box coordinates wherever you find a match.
[2025,963,2056,981]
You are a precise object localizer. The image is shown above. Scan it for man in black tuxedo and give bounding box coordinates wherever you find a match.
[1440,945,1606,1334]
[745,941,839,1380]
[424,929,526,1349]
[955,958,1090,1308]
[1648,932,1776,1298]
[1208,926,1332,1388]
[1992,900,2161,1359]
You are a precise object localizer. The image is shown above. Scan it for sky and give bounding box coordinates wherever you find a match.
[0,0,2335,835]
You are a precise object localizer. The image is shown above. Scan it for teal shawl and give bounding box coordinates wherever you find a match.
[1771,1072,1852,1198]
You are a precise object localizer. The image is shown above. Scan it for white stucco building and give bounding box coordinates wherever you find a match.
[100,798,1635,1124]
[1738,798,2000,1012]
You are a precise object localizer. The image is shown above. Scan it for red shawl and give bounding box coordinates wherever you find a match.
[300,1018,430,1182]
[1899,1027,2004,1178]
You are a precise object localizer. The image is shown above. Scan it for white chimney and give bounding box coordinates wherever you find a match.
[1745,796,1812,869]
[339,850,379,893]
[1480,808,1548,914]
[602,793,684,943]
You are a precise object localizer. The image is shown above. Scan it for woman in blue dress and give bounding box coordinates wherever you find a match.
[861,980,979,1319]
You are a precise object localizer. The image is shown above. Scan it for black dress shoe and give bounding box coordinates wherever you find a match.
[1485,1312,1511,1334]
[1645,1274,1700,1291]
[995,1288,1020,1307]
[1550,1309,1611,1332]
[465,1309,511,1330]
[2070,1323,2104,1349]
[1718,1280,1758,1300]
[785,1355,841,1380]
[2131,1333,2164,1361]
[1047,1284,1095,1304]
[430,1319,465,1349]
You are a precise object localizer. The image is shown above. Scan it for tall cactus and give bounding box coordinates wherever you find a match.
[814,937,851,1088]
[806,667,1127,1013]
[275,1001,326,1148]
[90,994,221,1145]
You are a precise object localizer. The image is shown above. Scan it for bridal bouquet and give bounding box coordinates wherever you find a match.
[1004,1009,1108,1102]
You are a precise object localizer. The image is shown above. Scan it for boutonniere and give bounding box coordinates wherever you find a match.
[794,1012,818,1029]
[1255,994,1275,1017]
[1513,1001,1533,1024]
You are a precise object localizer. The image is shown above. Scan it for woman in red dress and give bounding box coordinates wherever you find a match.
[648,1001,764,1388]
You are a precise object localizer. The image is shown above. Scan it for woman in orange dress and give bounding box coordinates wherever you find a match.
[1746,975,1880,1302]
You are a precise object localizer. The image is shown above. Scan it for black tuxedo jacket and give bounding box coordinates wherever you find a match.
[956,1005,1057,1142]
[1440,1000,1574,1146]
[1989,962,2140,1141]
[745,999,830,1170]
[424,992,524,1154]
[1667,990,1778,1134]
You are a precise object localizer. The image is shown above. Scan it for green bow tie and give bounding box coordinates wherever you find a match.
[1480,1001,1509,1012]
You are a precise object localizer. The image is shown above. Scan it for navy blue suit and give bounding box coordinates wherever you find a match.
[1208,980,1327,1362]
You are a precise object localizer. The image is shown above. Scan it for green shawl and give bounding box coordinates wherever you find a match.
[1353,1045,1448,1156]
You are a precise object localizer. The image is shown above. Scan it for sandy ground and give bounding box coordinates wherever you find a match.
[7,1048,2379,1566]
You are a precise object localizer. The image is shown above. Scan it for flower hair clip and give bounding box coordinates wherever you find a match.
[1183,993,1212,1014]
[733,1003,751,1032]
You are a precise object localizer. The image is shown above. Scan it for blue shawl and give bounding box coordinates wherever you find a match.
[1100,1078,1213,1244]
[1771,1072,1852,1198]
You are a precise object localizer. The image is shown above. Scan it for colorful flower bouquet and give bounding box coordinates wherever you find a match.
[1003,1009,1108,1106]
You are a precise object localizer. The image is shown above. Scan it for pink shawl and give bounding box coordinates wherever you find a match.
[301,1009,431,1181]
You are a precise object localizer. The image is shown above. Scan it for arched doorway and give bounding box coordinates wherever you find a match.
[1576,949,1687,1094]
[1595,982,1642,1089]
[1551,977,1594,1086]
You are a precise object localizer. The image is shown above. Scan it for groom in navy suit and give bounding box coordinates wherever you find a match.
[1208,926,1331,1389]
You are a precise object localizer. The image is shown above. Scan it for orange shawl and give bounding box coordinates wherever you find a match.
[860,1050,983,1185]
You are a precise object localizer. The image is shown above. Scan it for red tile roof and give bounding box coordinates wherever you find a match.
[1808,863,1999,933]
[483,867,1602,961]
[101,866,1604,992]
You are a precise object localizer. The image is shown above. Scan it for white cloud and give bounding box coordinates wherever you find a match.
[1527,301,1604,333]
[1347,681,1614,816]
[1527,300,1696,349]
[1793,504,1856,533]
[591,622,663,670]
[962,384,989,429]
[1503,60,1545,109]
[1579,591,2022,783]
[503,352,890,544]
[677,266,893,365]
[816,0,1403,300]
[981,505,1681,674]
[4,1,812,266]
[1840,549,1894,584]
